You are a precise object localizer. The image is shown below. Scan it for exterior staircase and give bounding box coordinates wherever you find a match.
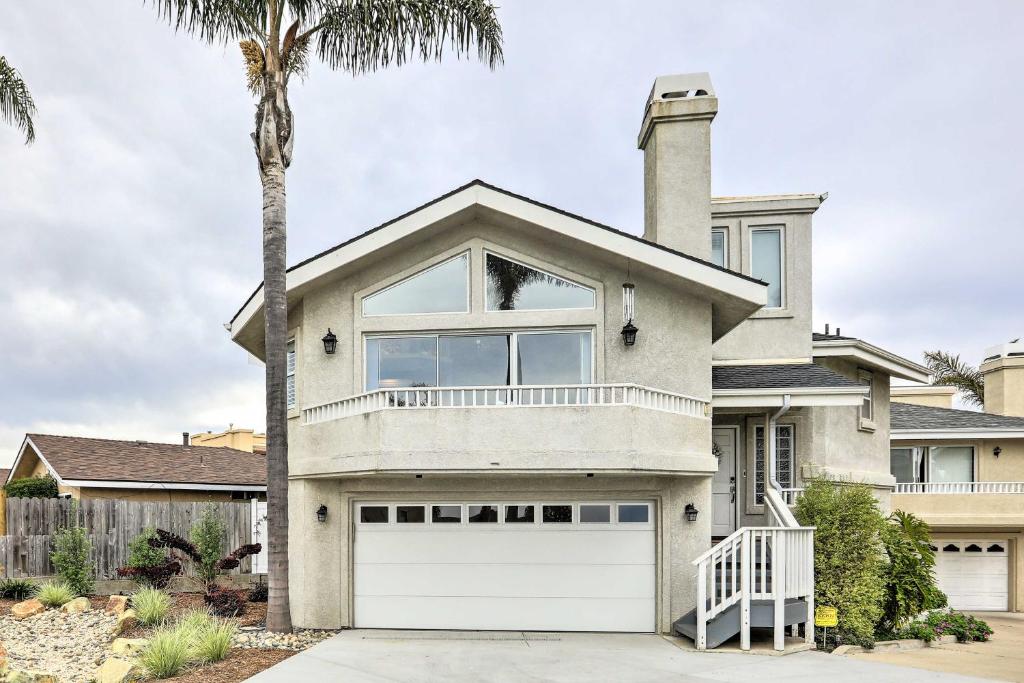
[674,487,816,651]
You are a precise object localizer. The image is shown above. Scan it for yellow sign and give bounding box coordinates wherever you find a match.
[815,606,838,627]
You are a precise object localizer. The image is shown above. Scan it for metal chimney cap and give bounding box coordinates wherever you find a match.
[647,72,715,106]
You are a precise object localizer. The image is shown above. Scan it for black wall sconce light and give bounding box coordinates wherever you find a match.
[321,328,338,355]
[316,504,328,523]
[994,446,1003,458]
[621,282,638,346]
[684,503,699,522]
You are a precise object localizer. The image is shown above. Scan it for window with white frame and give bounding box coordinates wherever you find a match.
[754,424,793,504]
[750,227,783,308]
[362,253,469,316]
[711,229,728,268]
[364,330,593,391]
[286,338,296,409]
[859,369,874,422]
[485,252,595,311]
[890,446,974,483]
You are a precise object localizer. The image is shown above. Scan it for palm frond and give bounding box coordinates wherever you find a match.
[312,0,503,74]
[923,349,985,407]
[146,0,269,44]
[0,56,36,144]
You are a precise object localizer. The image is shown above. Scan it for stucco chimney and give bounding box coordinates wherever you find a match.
[980,340,1024,417]
[638,73,717,259]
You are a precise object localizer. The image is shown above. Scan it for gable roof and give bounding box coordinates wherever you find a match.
[812,332,929,383]
[228,180,769,355]
[12,434,266,490]
[891,403,1024,438]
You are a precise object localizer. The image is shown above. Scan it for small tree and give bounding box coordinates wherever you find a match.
[50,504,94,596]
[191,506,227,585]
[880,510,947,633]
[4,475,58,499]
[119,527,181,589]
[795,480,886,647]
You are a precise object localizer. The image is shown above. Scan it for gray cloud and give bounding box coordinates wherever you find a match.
[1,0,1022,464]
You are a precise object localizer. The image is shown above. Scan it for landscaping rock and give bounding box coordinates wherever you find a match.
[3,670,59,682]
[110,610,138,637]
[104,596,128,616]
[0,607,117,682]
[95,656,144,683]
[232,628,337,650]
[109,639,147,658]
[10,600,45,621]
[60,597,91,615]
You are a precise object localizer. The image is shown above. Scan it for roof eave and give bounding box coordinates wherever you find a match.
[813,339,930,383]
[59,479,267,492]
[711,385,867,408]
[891,429,1024,440]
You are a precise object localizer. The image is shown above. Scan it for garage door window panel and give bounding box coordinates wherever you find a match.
[360,506,389,524]
[397,505,425,523]
[505,505,535,523]
[468,505,498,523]
[618,504,650,523]
[542,505,573,523]
[432,505,462,523]
[580,504,611,523]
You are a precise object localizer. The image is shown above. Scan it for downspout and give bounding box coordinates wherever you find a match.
[767,394,792,495]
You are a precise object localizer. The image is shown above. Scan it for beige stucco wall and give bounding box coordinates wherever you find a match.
[890,386,956,409]
[981,356,1024,418]
[711,210,814,362]
[191,428,266,453]
[287,473,711,632]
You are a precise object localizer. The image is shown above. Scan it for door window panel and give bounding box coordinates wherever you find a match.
[517,332,592,386]
[754,424,794,504]
[362,253,468,316]
[438,335,510,387]
[485,253,594,311]
[928,446,974,483]
[890,447,923,484]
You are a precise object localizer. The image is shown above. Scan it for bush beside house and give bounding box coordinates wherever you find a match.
[3,475,58,499]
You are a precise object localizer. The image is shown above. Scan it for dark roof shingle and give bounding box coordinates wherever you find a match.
[812,332,859,342]
[26,434,266,487]
[890,403,1024,431]
[712,364,861,390]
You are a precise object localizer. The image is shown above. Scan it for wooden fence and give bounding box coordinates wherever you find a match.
[0,498,257,580]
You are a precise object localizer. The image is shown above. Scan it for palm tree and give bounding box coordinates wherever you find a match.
[0,55,37,144]
[923,349,985,408]
[144,1,502,633]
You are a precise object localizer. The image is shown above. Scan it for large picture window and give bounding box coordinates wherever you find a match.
[754,424,793,505]
[365,330,592,391]
[362,253,469,316]
[750,228,783,308]
[889,446,974,484]
[485,253,595,311]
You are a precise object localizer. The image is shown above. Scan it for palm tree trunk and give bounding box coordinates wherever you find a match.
[258,48,293,633]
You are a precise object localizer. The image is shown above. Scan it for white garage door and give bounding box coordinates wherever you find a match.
[934,540,1008,611]
[353,501,656,632]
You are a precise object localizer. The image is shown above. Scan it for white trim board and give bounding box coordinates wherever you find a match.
[813,339,930,383]
[712,386,866,408]
[892,429,1024,440]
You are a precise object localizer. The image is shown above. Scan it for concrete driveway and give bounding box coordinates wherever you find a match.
[246,630,990,682]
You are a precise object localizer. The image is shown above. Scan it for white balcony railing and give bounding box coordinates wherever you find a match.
[894,481,1024,494]
[302,383,709,425]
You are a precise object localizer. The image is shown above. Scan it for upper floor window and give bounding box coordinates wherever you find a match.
[859,369,874,422]
[365,330,592,391]
[890,446,974,483]
[754,424,793,505]
[485,253,595,312]
[286,339,296,409]
[750,228,783,308]
[362,253,469,316]
[711,229,728,268]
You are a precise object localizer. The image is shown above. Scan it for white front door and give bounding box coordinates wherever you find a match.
[353,500,656,632]
[711,427,737,537]
[935,539,1009,611]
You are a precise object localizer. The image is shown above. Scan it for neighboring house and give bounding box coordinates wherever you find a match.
[226,73,924,647]
[0,468,8,534]
[890,340,1024,612]
[190,426,267,454]
[4,434,266,502]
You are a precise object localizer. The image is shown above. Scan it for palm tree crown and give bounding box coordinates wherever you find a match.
[923,349,985,408]
[0,55,37,144]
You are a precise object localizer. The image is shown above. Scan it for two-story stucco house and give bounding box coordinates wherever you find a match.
[226,73,926,648]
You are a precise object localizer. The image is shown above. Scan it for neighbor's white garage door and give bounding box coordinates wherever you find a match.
[934,540,1008,611]
[353,501,656,632]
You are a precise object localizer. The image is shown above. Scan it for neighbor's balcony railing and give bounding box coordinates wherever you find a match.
[894,481,1024,494]
[302,383,710,425]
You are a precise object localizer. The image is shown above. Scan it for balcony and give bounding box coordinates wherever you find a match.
[291,384,714,477]
[892,482,1024,527]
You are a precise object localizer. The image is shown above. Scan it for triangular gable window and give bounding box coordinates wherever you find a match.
[363,253,469,316]
[485,252,594,311]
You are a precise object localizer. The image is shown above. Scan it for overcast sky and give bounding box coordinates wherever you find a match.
[1,1,1022,466]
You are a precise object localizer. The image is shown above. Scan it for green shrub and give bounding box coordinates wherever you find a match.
[4,476,58,499]
[128,527,169,569]
[190,506,226,585]
[192,618,236,663]
[879,510,947,632]
[132,587,172,626]
[0,578,38,600]
[140,627,192,679]
[795,480,886,647]
[924,610,993,642]
[892,620,937,642]
[36,581,75,608]
[50,513,94,596]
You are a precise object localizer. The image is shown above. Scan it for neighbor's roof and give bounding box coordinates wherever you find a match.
[812,332,929,383]
[711,363,867,408]
[891,403,1024,438]
[13,434,266,490]
[0,469,8,485]
[228,179,771,355]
